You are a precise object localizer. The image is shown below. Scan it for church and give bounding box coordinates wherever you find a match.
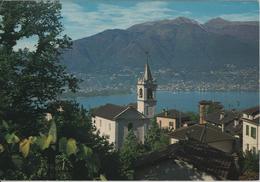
[91,60,157,149]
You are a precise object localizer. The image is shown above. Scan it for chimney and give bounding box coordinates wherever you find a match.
[220,112,224,120]
[221,122,225,132]
[234,118,239,127]
[165,110,168,117]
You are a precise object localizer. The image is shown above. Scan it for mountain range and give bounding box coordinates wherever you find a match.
[61,17,259,74]
[60,17,259,92]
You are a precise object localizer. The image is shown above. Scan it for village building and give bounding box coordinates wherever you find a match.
[204,110,242,138]
[156,109,193,130]
[169,124,236,153]
[133,141,238,180]
[241,106,260,153]
[91,61,156,149]
[198,100,242,140]
[198,100,223,124]
[92,104,149,149]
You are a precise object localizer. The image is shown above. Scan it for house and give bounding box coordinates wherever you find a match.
[198,100,223,124]
[242,106,260,153]
[156,109,192,130]
[169,124,236,153]
[92,60,157,149]
[133,141,238,180]
[204,110,242,138]
[92,104,150,149]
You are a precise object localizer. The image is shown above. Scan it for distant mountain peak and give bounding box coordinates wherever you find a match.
[205,17,258,27]
[206,17,230,23]
[127,17,200,32]
[171,16,199,24]
[61,17,258,75]
[204,17,231,27]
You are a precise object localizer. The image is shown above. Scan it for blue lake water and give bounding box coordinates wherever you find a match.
[77,91,259,113]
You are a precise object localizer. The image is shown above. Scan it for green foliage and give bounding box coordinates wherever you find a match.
[5,133,20,144]
[238,150,259,180]
[0,0,78,137]
[119,129,144,179]
[100,174,107,181]
[66,138,77,156]
[0,1,121,180]
[242,150,259,173]
[19,137,34,158]
[35,134,53,150]
[206,102,223,114]
[0,102,120,180]
[144,119,169,152]
[185,112,199,121]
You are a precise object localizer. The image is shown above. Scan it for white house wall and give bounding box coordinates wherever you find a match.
[92,116,116,145]
[242,120,260,152]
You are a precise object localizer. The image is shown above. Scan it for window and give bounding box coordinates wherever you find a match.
[251,127,256,139]
[139,88,143,98]
[246,125,249,136]
[99,120,102,127]
[109,123,111,131]
[169,122,174,128]
[252,147,256,153]
[147,88,153,99]
[128,123,133,131]
[159,120,162,128]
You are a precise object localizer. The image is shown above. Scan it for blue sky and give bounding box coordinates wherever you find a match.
[61,0,259,40]
[15,0,259,50]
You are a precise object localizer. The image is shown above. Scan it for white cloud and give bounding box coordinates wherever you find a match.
[219,12,259,21]
[61,1,190,40]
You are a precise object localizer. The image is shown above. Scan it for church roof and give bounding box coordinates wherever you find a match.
[91,104,127,120]
[92,103,145,121]
[143,63,153,81]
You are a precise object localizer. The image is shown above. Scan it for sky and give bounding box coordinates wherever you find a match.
[14,0,259,50]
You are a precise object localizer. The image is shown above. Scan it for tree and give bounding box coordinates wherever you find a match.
[0,101,120,180]
[0,1,121,180]
[185,112,199,121]
[206,102,223,114]
[239,150,259,180]
[0,0,77,137]
[119,129,144,179]
[144,119,169,151]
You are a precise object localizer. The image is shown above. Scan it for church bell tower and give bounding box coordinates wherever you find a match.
[137,53,157,118]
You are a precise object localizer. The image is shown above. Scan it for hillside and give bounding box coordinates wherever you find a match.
[60,17,259,92]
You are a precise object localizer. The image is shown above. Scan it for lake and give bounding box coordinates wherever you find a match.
[76,91,259,113]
